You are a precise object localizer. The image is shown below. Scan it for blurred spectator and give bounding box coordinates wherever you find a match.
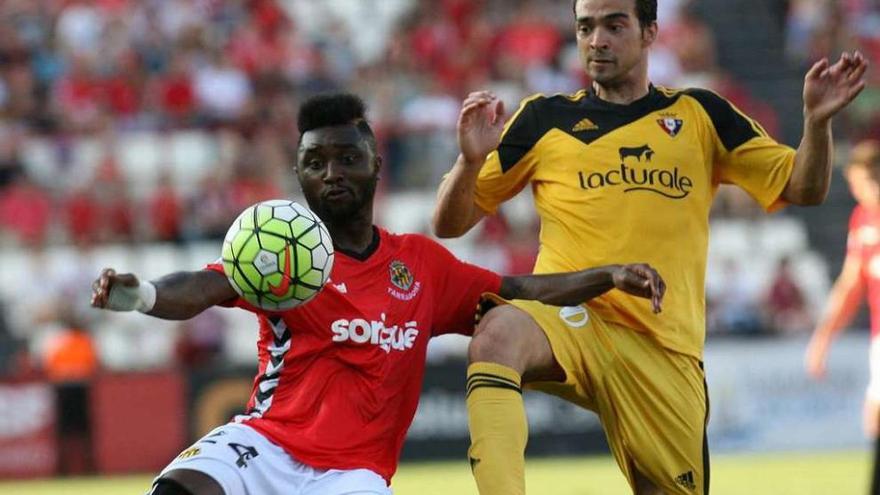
[194,50,252,123]
[41,302,98,475]
[101,49,145,122]
[189,174,237,240]
[64,184,101,245]
[763,256,812,335]
[0,170,53,245]
[228,148,283,213]
[154,53,197,126]
[55,0,105,58]
[0,127,25,189]
[148,170,184,242]
[174,309,226,369]
[469,214,515,274]
[97,170,135,243]
[0,301,24,376]
[42,313,98,383]
[53,53,104,132]
[491,3,562,70]
[707,259,767,336]
[397,79,459,187]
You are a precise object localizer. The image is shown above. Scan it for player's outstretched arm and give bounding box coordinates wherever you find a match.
[783,51,868,206]
[90,268,238,320]
[499,263,666,313]
[432,91,504,238]
[805,255,865,379]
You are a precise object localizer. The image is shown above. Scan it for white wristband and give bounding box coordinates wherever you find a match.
[106,281,157,313]
[136,281,157,313]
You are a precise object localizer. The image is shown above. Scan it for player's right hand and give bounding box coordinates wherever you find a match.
[458,91,505,166]
[611,263,666,314]
[90,268,140,310]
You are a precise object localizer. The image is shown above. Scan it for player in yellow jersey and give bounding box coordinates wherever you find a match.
[432,0,868,493]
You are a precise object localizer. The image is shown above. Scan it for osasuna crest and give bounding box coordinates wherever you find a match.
[657,117,684,137]
[389,260,414,291]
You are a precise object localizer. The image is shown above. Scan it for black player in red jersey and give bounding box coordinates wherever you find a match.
[91,93,665,495]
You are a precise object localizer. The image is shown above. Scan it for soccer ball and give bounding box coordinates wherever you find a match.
[222,200,334,311]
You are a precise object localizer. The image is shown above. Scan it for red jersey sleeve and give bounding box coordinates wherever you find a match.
[422,240,503,337]
[204,262,263,313]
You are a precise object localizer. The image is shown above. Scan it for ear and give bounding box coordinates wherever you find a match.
[373,155,382,176]
[642,22,658,46]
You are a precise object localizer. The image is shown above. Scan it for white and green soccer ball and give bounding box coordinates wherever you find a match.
[222,200,334,311]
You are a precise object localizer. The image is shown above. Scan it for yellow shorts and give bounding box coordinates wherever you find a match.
[490,297,709,494]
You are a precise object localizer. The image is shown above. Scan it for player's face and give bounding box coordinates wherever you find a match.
[574,0,655,86]
[846,165,880,209]
[296,125,380,223]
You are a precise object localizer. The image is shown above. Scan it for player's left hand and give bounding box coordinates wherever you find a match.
[803,50,868,123]
[611,263,666,314]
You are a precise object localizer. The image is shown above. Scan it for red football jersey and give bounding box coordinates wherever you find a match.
[206,227,501,482]
[848,205,880,338]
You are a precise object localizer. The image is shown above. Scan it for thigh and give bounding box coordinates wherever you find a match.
[592,324,709,495]
[153,470,223,495]
[154,423,300,495]
[493,297,600,410]
[474,297,563,381]
[302,467,391,495]
[866,339,880,437]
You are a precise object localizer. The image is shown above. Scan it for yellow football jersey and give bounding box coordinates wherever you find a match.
[473,85,795,358]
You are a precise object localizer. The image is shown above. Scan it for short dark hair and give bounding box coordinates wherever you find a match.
[572,0,657,29]
[297,93,376,150]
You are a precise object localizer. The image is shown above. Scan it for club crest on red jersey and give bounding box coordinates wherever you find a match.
[657,117,683,137]
[388,260,421,301]
[389,260,414,291]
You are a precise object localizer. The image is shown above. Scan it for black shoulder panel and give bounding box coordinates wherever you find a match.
[683,88,761,151]
[498,96,544,173]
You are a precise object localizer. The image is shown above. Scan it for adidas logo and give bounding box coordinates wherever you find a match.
[572,117,598,132]
[675,470,696,490]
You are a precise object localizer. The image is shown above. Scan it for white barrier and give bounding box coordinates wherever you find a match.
[705,334,870,452]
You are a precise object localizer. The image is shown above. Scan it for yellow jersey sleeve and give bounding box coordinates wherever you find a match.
[688,89,796,211]
[474,95,544,214]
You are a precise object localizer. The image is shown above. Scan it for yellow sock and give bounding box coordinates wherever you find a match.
[466,362,527,495]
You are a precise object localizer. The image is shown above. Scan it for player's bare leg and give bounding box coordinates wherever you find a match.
[865,398,880,438]
[469,305,563,381]
[632,468,664,495]
[866,399,880,495]
[151,469,224,495]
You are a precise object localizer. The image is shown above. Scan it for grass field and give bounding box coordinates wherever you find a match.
[0,450,869,494]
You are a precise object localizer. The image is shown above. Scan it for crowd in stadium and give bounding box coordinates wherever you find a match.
[0,0,878,376]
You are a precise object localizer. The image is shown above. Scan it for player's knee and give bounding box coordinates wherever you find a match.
[469,305,538,371]
[632,467,664,495]
[152,469,224,495]
[148,478,195,495]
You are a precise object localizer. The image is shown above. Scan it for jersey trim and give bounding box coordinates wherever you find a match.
[682,88,767,151]
[497,86,684,173]
[235,315,291,422]
[334,226,381,261]
[498,93,546,173]
[573,85,682,145]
